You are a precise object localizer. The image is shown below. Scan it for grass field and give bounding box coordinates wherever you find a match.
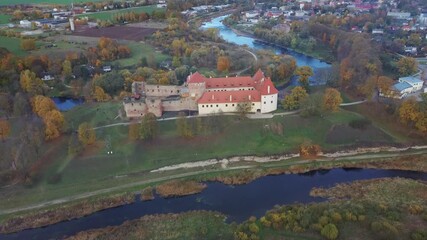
[79,5,163,21]
[0,105,399,211]
[0,36,27,56]
[113,41,168,67]
[0,0,105,6]
[0,14,10,24]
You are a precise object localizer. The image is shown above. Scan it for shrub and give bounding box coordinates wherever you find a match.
[349,118,371,130]
[408,204,424,215]
[318,216,329,226]
[321,223,339,240]
[248,223,259,234]
[371,220,399,240]
[411,229,427,240]
[330,212,342,223]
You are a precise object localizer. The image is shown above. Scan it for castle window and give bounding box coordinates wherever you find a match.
[252,103,255,106]
[202,105,204,108]
[210,105,213,107]
[232,104,235,107]
[226,104,228,107]
[216,105,218,107]
[264,101,266,104]
[271,101,273,103]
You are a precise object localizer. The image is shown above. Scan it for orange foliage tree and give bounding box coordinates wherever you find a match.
[31,95,65,140]
[217,56,230,72]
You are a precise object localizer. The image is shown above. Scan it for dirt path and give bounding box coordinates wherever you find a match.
[1,148,426,216]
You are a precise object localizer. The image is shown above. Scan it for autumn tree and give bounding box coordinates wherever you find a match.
[20,70,43,95]
[62,60,72,78]
[31,95,64,140]
[0,120,10,141]
[176,112,193,138]
[128,122,139,141]
[78,122,96,145]
[20,39,36,51]
[399,98,420,125]
[397,57,418,76]
[295,66,313,90]
[140,112,158,140]
[322,88,342,112]
[282,86,308,110]
[92,86,111,102]
[217,56,230,72]
[321,224,339,240]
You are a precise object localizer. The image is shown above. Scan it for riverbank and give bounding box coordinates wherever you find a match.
[0,151,426,235]
[58,177,427,240]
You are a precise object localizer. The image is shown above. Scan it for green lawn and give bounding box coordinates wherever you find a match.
[79,5,163,21]
[0,0,105,5]
[113,41,168,68]
[0,36,27,56]
[0,14,10,24]
[0,108,397,211]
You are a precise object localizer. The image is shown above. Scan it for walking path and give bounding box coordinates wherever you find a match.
[2,148,426,215]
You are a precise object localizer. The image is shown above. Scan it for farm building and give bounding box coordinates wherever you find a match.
[123,69,278,117]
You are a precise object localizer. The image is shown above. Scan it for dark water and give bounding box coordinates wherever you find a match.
[200,15,331,89]
[1,168,426,240]
[51,97,84,111]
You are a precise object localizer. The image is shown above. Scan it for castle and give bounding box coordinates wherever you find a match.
[123,69,278,118]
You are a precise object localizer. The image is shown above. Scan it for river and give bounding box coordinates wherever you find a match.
[200,15,331,87]
[1,168,426,240]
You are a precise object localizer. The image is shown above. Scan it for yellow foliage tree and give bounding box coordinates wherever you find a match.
[78,122,96,145]
[93,86,111,102]
[217,56,230,72]
[322,88,342,112]
[0,120,10,141]
[20,39,36,51]
[31,95,64,140]
[399,98,420,124]
[128,122,139,141]
[282,86,308,110]
[20,69,43,94]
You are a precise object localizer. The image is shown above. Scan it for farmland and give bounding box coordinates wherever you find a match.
[0,36,28,56]
[0,0,105,6]
[73,25,158,41]
[78,5,164,21]
[0,14,10,24]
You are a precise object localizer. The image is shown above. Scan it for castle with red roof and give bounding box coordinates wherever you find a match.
[123,69,278,117]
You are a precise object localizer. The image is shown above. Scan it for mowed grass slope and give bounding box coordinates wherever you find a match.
[79,5,163,21]
[0,107,396,210]
[113,41,168,67]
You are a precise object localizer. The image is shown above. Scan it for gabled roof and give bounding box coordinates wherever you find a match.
[187,72,205,84]
[252,69,264,81]
[205,76,254,88]
[255,77,279,95]
[393,82,412,92]
[198,90,261,104]
[399,76,423,85]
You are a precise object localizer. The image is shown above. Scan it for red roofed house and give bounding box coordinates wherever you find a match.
[187,69,278,115]
[124,69,278,117]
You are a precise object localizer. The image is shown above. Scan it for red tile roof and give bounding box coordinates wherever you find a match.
[205,76,255,89]
[252,69,265,81]
[256,77,279,95]
[187,72,205,84]
[198,90,261,104]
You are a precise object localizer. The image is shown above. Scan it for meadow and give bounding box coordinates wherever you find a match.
[0,0,105,6]
[0,36,28,56]
[79,5,163,21]
[0,14,10,24]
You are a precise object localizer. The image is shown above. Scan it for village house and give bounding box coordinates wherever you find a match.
[381,76,424,99]
[123,70,278,118]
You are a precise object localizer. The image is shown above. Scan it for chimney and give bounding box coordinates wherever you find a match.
[229,95,232,101]
[249,95,251,100]
[268,86,270,94]
[212,94,214,100]
[261,78,264,82]
[226,75,228,78]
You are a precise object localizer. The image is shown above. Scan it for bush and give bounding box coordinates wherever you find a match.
[371,220,399,240]
[248,223,259,234]
[408,204,424,215]
[321,223,339,240]
[349,118,371,130]
[411,230,427,240]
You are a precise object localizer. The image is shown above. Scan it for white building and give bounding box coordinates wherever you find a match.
[190,70,278,115]
[387,11,411,19]
[386,76,424,99]
[19,20,32,28]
